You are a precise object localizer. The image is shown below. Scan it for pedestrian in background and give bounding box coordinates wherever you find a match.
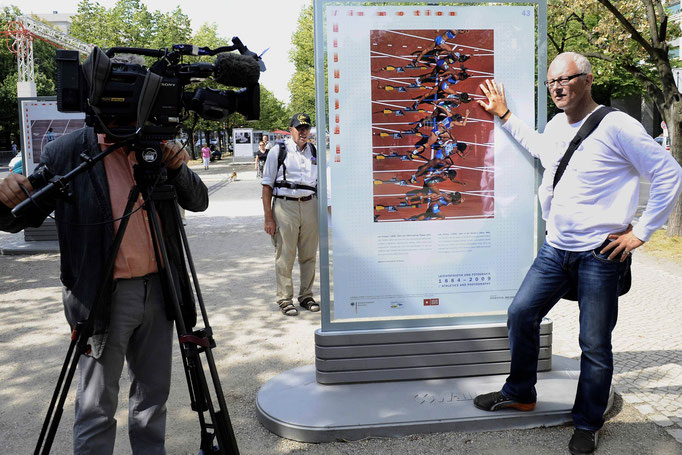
[201,143,211,170]
[261,134,272,152]
[255,141,268,178]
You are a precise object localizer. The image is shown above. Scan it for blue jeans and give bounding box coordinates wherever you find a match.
[502,241,625,431]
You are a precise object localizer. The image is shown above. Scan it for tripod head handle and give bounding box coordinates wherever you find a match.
[11,140,132,219]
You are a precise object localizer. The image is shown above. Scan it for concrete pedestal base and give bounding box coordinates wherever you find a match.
[257,355,610,443]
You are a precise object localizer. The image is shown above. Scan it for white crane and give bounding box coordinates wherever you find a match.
[3,15,93,97]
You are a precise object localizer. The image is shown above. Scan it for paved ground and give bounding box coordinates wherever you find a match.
[0,160,680,454]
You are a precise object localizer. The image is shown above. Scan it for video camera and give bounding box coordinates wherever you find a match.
[56,37,264,139]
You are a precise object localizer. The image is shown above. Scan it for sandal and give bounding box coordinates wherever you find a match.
[278,301,298,316]
[299,297,320,312]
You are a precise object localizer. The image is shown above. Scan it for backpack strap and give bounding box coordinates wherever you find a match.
[277,142,287,183]
[553,106,616,189]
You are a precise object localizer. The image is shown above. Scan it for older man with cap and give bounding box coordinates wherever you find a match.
[261,113,319,316]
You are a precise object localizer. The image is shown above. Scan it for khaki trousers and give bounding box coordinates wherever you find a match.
[272,197,319,303]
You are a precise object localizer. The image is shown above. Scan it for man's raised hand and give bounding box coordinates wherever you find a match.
[478,79,510,119]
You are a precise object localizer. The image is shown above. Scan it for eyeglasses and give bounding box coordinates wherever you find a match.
[543,73,586,88]
[295,125,311,133]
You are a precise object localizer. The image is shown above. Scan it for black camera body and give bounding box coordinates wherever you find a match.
[56,40,262,139]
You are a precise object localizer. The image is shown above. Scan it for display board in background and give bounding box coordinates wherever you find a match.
[232,128,254,163]
[19,98,85,176]
[323,4,538,327]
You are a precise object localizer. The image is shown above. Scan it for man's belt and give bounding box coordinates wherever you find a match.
[274,194,316,202]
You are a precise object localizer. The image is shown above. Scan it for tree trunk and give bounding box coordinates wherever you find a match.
[190,130,197,160]
[666,100,682,237]
[669,198,682,237]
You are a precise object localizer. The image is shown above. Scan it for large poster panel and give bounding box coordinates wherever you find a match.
[19,99,85,175]
[327,5,537,323]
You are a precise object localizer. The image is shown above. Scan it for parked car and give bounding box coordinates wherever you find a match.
[8,153,22,174]
[195,138,220,148]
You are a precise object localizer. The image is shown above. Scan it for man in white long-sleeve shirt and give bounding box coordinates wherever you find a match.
[472,52,682,455]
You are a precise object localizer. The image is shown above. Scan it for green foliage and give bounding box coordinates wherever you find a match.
[192,23,229,48]
[289,3,314,71]
[288,68,316,122]
[251,86,290,131]
[69,1,109,47]
[287,2,316,124]
[547,0,681,107]
[149,7,192,49]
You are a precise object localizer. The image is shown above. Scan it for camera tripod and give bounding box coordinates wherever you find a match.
[20,140,239,454]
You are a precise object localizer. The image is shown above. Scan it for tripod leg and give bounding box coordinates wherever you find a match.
[144,190,239,454]
[170,198,239,454]
[34,323,84,455]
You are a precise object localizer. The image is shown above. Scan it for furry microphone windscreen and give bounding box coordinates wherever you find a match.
[213,53,261,87]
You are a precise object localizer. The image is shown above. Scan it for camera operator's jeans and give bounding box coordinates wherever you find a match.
[501,241,621,432]
[73,274,173,455]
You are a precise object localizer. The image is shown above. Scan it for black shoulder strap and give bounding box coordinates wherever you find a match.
[277,142,287,182]
[553,106,616,190]
[309,143,317,158]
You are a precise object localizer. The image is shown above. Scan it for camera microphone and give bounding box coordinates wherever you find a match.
[213,53,261,87]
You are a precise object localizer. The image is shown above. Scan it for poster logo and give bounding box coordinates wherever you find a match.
[423,298,439,306]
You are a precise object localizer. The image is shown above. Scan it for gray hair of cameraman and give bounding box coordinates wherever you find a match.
[111,54,146,66]
[555,51,591,74]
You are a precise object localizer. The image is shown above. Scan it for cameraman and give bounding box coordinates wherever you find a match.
[0,127,208,453]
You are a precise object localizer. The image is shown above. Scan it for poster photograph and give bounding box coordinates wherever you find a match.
[20,99,85,175]
[371,28,494,223]
[326,4,538,324]
[235,131,252,144]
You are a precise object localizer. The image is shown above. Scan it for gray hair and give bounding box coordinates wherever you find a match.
[111,53,146,66]
[555,52,591,74]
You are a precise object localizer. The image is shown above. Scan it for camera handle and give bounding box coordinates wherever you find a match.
[33,145,239,455]
[12,141,132,219]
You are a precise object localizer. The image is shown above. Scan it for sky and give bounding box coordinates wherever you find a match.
[4,0,312,104]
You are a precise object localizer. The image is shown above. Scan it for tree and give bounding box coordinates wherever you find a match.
[288,2,316,123]
[251,86,290,131]
[149,6,192,49]
[548,0,682,236]
[69,0,109,47]
[71,0,156,48]
[546,2,643,116]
